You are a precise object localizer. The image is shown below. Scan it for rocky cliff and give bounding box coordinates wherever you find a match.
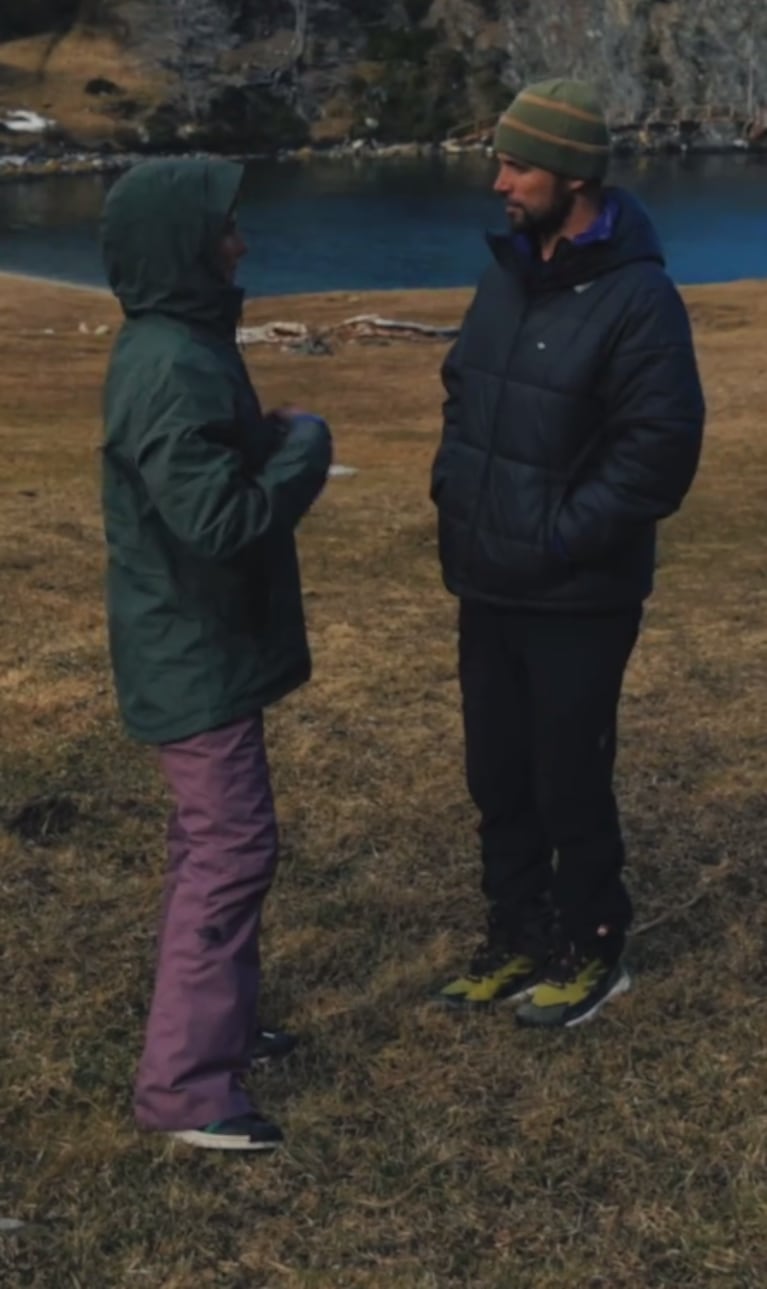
[1,0,765,156]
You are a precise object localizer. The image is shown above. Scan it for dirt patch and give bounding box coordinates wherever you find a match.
[5,793,79,844]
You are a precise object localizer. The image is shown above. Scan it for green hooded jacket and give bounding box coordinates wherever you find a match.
[101,159,332,744]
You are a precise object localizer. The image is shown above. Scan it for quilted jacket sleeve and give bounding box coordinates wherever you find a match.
[133,355,332,561]
[430,302,473,502]
[555,280,705,562]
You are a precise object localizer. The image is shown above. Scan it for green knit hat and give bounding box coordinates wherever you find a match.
[494,79,610,180]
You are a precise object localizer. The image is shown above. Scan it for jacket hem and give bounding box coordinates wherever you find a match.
[443,575,649,614]
[119,665,311,746]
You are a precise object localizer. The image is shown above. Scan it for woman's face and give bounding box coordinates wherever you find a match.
[219,212,248,282]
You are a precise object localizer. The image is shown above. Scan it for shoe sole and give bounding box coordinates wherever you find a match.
[251,1050,297,1066]
[168,1130,282,1152]
[564,969,631,1028]
[516,969,631,1030]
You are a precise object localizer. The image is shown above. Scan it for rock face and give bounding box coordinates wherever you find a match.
[1,0,766,154]
[0,1,79,41]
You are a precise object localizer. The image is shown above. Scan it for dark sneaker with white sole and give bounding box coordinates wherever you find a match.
[516,951,630,1029]
[251,1028,299,1063]
[169,1113,284,1152]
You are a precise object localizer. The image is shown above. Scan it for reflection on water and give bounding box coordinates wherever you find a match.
[0,153,765,293]
[0,171,110,229]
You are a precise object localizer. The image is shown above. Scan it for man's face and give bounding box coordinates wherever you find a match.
[494,155,578,239]
[218,212,248,282]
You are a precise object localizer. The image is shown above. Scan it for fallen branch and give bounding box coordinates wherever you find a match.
[331,314,460,342]
[237,315,459,351]
[631,890,710,937]
[237,322,310,345]
[631,861,731,937]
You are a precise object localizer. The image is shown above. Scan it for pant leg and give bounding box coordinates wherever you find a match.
[134,713,279,1132]
[523,610,641,955]
[156,806,188,950]
[459,600,552,941]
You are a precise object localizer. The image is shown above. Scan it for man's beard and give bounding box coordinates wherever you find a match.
[509,184,576,241]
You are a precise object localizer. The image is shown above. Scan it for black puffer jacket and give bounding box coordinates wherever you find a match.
[431,188,705,611]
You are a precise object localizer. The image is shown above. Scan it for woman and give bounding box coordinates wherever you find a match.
[101,158,331,1151]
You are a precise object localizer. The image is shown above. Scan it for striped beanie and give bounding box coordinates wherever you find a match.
[494,79,610,180]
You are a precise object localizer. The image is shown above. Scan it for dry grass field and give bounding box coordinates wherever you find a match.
[0,30,167,146]
[1,271,766,1287]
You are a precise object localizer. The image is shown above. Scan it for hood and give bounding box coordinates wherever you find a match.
[488,187,666,291]
[102,158,245,332]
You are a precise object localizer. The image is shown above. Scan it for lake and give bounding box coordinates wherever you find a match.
[0,153,765,295]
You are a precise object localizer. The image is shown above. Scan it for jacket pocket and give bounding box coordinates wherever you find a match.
[432,443,484,520]
[546,483,571,563]
[470,462,570,594]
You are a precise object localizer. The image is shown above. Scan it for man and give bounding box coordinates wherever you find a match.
[431,79,705,1027]
[102,159,331,1149]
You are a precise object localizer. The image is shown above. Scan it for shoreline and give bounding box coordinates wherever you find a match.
[1,137,766,183]
[0,268,110,295]
[2,142,456,183]
[2,267,766,302]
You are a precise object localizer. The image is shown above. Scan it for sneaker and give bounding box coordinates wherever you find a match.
[516,951,630,1029]
[436,939,546,1009]
[169,1112,283,1152]
[251,1028,298,1064]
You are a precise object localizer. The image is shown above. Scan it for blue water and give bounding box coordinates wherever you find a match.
[0,153,765,293]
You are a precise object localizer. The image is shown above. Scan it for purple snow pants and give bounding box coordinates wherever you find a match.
[134,714,279,1132]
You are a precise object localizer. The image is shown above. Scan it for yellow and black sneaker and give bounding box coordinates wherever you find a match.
[516,950,630,1029]
[436,939,546,1009]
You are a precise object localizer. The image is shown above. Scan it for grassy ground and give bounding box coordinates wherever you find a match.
[0,29,166,148]
[1,273,766,1287]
